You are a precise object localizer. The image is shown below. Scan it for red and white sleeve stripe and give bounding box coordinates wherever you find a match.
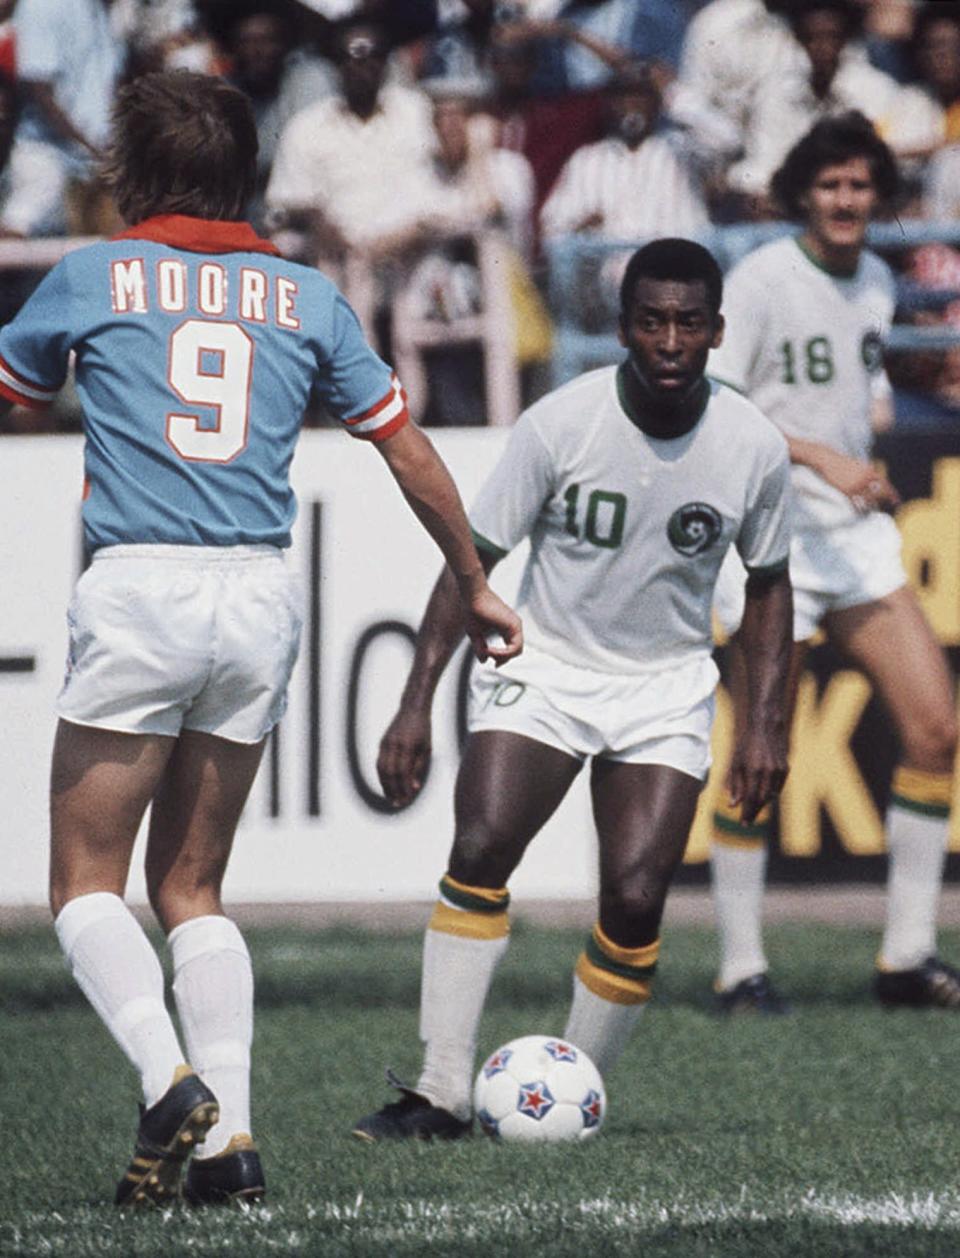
[0,354,57,409]
[343,372,409,442]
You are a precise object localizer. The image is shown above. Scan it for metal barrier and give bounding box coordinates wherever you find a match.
[546,221,960,387]
[4,224,960,426]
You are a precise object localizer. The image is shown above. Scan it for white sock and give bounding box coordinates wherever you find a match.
[710,842,769,990]
[55,891,184,1107]
[563,975,646,1078]
[170,915,253,1157]
[880,804,947,970]
[416,928,509,1120]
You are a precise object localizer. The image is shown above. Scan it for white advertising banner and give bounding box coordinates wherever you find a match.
[0,430,595,906]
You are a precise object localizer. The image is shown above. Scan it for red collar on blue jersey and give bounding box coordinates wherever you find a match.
[112,214,281,256]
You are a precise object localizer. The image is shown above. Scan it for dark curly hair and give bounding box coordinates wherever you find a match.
[103,70,258,225]
[619,238,723,319]
[770,111,900,220]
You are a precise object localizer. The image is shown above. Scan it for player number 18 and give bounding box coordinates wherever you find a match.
[779,336,835,386]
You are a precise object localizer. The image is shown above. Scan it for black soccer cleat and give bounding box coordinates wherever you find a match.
[351,1070,472,1143]
[184,1133,265,1206]
[114,1065,219,1207]
[716,972,791,1016]
[874,956,960,1009]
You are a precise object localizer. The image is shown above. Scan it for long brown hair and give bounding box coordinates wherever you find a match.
[103,71,259,225]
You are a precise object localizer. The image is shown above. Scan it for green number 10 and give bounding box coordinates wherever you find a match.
[563,483,626,549]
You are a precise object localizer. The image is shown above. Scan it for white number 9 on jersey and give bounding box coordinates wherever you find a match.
[167,319,254,463]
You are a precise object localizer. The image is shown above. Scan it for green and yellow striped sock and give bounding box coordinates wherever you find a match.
[417,874,511,1118]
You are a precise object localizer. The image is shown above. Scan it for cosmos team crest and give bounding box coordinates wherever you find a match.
[861,329,883,373]
[667,502,723,556]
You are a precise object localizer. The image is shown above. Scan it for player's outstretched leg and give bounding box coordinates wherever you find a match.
[828,590,959,1008]
[352,874,509,1141]
[710,804,789,1015]
[170,914,265,1203]
[52,891,212,1206]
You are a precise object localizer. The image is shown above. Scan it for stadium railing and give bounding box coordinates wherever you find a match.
[4,224,960,427]
[545,221,960,387]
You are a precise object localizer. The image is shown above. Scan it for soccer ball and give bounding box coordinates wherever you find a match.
[473,1034,606,1142]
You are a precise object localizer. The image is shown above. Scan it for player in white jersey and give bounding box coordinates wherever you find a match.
[351,238,795,1141]
[708,112,960,1013]
[1,72,522,1207]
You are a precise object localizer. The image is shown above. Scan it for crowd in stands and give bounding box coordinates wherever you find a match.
[4,0,960,430]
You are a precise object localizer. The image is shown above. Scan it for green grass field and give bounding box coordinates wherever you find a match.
[3,918,960,1258]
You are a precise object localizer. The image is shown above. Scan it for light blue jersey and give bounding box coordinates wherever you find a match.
[0,215,407,550]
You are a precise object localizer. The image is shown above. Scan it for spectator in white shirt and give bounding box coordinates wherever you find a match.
[727,0,944,213]
[540,62,740,243]
[679,0,797,135]
[265,18,435,261]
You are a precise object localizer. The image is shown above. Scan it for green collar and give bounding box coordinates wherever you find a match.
[795,234,861,280]
[616,361,710,439]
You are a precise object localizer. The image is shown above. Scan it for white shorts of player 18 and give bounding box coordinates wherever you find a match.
[57,544,303,744]
[468,642,717,781]
[713,510,907,644]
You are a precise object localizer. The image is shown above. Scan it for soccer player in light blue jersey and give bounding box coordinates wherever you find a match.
[0,70,521,1208]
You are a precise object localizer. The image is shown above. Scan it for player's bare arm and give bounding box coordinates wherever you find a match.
[375,422,522,665]
[727,568,793,823]
[378,550,501,810]
[786,435,900,513]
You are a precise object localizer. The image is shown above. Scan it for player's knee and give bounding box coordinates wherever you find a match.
[599,877,666,943]
[449,819,518,887]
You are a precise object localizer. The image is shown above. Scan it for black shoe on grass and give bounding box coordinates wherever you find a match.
[184,1133,265,1206]
[875,957,960,1009]
[717,972,791,1015]
[352,1070,471,1142]
[114,1065,219,1207]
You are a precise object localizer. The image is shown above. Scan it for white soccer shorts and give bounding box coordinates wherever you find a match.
[57,544,303,743]
[468,642,717,780]
[713,510,907,643]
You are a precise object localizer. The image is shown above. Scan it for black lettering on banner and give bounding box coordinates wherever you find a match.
[268,725,281,819]
[0,657,35,673]
[346,620,417,813]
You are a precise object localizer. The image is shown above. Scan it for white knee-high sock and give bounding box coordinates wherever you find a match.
[55,891,185,1107]
[415,876,511,1119]
[170,915,253,1157]
[564,976,646,1078]
[710,840,769,990]
[562,926,657,1078]
[417,927,510,1120]
[881,803,948,970]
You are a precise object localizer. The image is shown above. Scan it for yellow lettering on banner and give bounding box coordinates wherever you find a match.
[898,458,960,646]
[780,672,884,856]
[685,685,734,863]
